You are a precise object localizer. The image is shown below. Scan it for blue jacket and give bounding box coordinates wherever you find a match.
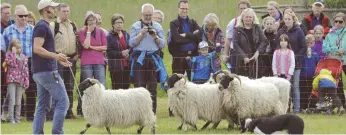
[301,51,320,78]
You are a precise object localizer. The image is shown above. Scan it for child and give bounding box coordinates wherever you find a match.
[312,69,345,115]
[300,34,320,110]
[261,16,278,77]
[1,39,29,124]
[272,34,295,80]
[312,25,325,59]
[187,41,218,84]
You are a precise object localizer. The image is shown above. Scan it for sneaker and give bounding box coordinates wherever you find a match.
[9,120,15,124]
[15,120,20,123]
[337,107,345,116]
[65,114,77,119]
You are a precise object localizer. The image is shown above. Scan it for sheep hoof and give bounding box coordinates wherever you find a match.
[177,125,183,130]
[106,127,111,134]
[137,126,144,134]
[80,123,91,134]
[151,127,155,134]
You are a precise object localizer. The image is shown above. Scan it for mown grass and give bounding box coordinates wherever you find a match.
[1,0,346,134]
[1,98,346,134]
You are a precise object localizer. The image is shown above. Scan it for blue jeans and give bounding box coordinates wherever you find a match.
[81,64,106,86]
[77,64,105,115]
[291,69,301,112]
[32,71,69,134]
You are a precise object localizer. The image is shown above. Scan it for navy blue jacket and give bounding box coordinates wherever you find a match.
[106,30,131,70]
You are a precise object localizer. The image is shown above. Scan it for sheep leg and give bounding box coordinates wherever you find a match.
[80,123,91,134]
[201,121,211,130]
[212,121,221,129]
[137,126,144,134]
[151,126,155,134]
[184,121,189,132]
[105,127,111,134]
[177,120,184,130]
[240,120,247,133]
[186,121,197,131]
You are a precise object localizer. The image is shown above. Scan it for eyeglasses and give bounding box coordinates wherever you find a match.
[335,20,344,24]
[17,14,28,18]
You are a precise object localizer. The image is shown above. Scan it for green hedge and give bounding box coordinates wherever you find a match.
[317,0,346,8]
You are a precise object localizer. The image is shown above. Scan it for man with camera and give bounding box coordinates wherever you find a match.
[129,3,166,114]
[169,0,200,80]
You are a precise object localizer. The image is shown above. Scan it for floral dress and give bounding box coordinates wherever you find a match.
[5,52,29,89]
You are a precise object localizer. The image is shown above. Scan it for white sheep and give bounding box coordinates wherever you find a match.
[218,73,285,130]
[78,78,156,134]
[166,73,233,131]
[211,71,290,114]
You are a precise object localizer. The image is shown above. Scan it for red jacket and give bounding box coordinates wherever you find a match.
[303,13,332,38]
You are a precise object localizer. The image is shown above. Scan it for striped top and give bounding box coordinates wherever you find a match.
[2,24,34,57]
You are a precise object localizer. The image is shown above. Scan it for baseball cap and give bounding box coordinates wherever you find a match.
[198,41,209,49]
[312,1,324,7]
[37,0,60,10]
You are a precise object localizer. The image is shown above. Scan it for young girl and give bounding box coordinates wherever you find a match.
[1,39,29,124]
[312,25,325,59]
[272,34,295,80]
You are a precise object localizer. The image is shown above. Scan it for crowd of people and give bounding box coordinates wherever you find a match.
[0,0,345,134]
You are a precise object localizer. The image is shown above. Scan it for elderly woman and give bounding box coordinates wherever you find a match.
[322,12,346,110]
[261,1,282,23]
[233,8,268,78]
[106,13,131,90]
[152,9,164,24]
[277,11,307,113]
[27,11,36,26]
[194,13,224,73]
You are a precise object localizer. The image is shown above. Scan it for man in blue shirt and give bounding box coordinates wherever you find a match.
[31,0,71,134]
[129,3,166,114]
[2,5,36,121]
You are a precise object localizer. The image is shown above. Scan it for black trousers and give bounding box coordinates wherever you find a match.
[57,58,77,116]
[318,87,343,108]
[132,55,158,114]
[109,67,131,90]
[172,56,193,80]
[1,51,7,114]
[25,58,37,120]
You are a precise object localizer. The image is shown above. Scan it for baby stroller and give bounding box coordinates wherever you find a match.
[304,58,343,115]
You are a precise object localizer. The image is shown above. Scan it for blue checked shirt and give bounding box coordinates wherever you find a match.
[3,24,34,57]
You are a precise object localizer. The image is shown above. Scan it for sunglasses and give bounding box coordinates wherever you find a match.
[17,14,28,18]
[335,20,344,24]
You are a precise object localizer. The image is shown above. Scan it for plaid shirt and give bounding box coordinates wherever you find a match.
[3,24,34,57]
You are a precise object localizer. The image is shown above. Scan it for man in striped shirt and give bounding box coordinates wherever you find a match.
[2,5,36,121]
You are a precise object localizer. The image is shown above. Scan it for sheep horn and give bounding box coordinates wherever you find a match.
[229,73,242,85]
[176,73,188,85]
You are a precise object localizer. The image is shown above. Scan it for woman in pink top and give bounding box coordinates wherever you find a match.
[78,11,107,86]
[77,11,107,116]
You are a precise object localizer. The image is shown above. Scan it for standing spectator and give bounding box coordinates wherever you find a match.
[300,34,320,110]
[2,5,36,121]
[1,39,29,124]
[261,16,277,76]
[186,41,217,84]
[152,10,164,24]
[279,8,307,35]
[94,12,108,36]
[322,12,346,109]
[77,11,107,116]
[277,11,307,113]
[0,3,15,33]
[129,3,166,114]
[261,1,282,23]
[195,13,224,73]
[1,3,15,115]
[233,8,268,78]
[50,3,79,119]
[169,0,200,80]
[312,25,325,58]
[272,34,295,80]
[224,0,251,72]
[32,0,71,134]
[302,1,332,38]
[27,11,36,26]
[107,13,131,89]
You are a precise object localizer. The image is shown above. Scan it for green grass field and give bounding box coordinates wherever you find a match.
[1,0,346,134]
[1,98,346,134]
